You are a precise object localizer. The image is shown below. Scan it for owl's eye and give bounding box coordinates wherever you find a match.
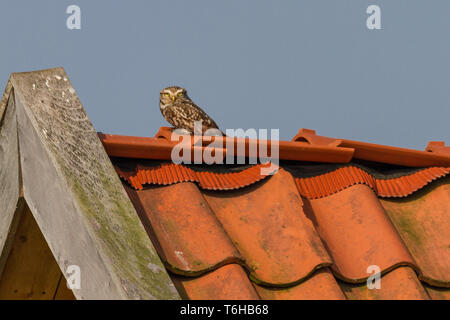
[164,93,170,97]
[178,92,183,96]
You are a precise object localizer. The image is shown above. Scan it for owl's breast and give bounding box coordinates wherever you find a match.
[161,106,175,122]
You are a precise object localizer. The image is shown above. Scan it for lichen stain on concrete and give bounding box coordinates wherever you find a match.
[10,68,179,299]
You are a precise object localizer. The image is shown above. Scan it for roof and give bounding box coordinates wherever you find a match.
[101,127,450,300]
[1,68,448,300]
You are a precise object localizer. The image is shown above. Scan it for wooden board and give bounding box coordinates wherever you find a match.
[0,90,21,277]
[0,67,179,299]
[0,204,75,300]
[53,274,77,300]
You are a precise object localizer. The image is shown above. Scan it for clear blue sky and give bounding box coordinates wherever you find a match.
[1,1,449,149]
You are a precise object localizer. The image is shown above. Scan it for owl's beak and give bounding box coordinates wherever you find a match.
[171,96,175,101]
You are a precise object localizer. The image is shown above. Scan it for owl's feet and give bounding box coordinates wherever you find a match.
[203,128,225,137]
[171,128,193,136]
[158,126,226,139]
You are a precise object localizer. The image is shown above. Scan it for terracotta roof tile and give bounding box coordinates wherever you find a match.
[105,130,450,300]
[380,177,450,286]
[302,184,416,281]
[339,267,430,300]
[115,162,450,299]
[123,182,242,275]
[293,129,450,167]
[293,165,450,199]
[117,160,450,199]
[115,162,278,191]
[202,169,332,286]
[426,141,450,156]
[253,268,346,300]
[424,284,450,300]
[171,264,260,300]
[99,129,355,164]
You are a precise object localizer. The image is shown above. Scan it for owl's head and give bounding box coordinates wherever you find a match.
[160,86,188,107]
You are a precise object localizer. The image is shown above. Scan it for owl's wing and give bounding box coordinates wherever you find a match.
[184,102,220,129]
[165,102,221,135]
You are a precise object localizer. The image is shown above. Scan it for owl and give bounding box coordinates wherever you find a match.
[159,86,223,136]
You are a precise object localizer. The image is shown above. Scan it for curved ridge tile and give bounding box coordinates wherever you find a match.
[302,184,416,282]
[339,267,429,300]
[253,268,346,300]
[294,166,450,199]
[116,162,277,191]
[380,177,450,287]
[123,182,242,275]
[423,284,450,300]
[202,169,333,286]
[170,264,261,300]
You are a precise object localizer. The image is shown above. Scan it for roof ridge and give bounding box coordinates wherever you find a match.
[284,162,426,179]
[294,166,450,199]
[116,161,450,198]
[116,162,278,190]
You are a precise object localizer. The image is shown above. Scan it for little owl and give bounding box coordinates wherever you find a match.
[159,86,223,136]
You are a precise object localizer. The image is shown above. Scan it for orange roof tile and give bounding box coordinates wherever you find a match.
[426,141,450,156]
[254,269,346,300]
[171,264,260,300]
[99,128,355,163]
[339,267,430,300]
[293,129,450,167]
[202,169,332,286]
[302,184,416,281]
[424,283,450,300]
[380,179,450,287]
[123,182,242,275]
[294,165,450,199]
[115,159,450,199]
[116,161,278,191]
[104,128,450,300]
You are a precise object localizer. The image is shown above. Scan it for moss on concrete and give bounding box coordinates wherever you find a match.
[10,67,179,299]
[62,156,179,299]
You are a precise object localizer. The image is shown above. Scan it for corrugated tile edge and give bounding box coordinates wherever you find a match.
[294,166,450,199]
[115,162,279,191]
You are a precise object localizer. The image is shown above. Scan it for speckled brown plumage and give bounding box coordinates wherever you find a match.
[159,86,223,135]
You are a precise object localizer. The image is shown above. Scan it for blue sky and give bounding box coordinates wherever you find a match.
[1,1,449,149]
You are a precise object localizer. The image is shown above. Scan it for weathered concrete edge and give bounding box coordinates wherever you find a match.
[0,89,22,277]
[14,89,127,299]
[2,68,179,299]
[0,80,12,123]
